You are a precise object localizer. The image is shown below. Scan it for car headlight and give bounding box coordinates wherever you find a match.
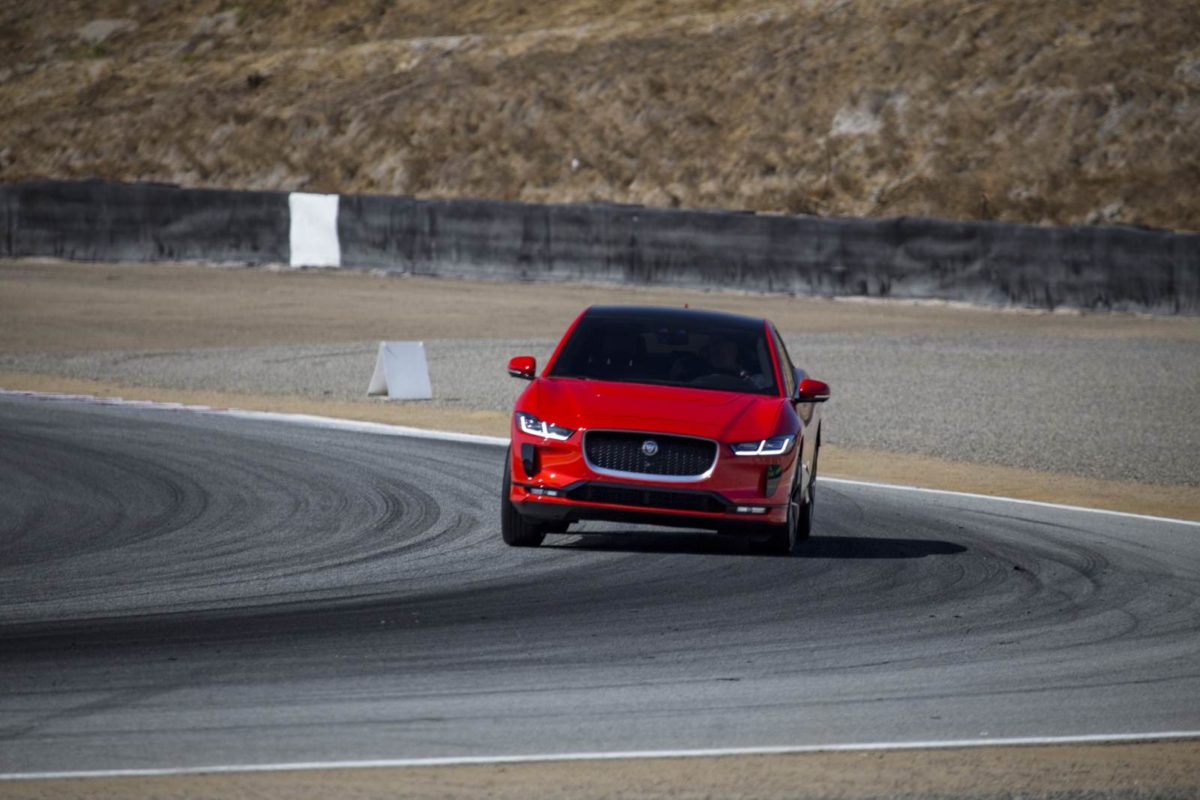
[730,434,795,456]
[516,412,575,441]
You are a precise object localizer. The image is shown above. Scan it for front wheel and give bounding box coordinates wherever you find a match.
[802,434,820,541]
[500,450,546,547]
[762,484,807,556]
[762,444,818,555]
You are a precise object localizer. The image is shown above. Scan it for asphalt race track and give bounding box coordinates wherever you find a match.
[1,394,1198,776]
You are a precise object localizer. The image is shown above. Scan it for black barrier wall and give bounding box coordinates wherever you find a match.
[0,180,289,264]
[4,180,1198,313]
[338,195,1200,313]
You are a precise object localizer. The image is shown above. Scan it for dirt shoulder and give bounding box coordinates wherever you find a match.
[3,258,1195,354]
[4,740,1198,800]
[3,258,1198,520]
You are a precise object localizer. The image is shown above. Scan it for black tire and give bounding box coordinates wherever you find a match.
[500,449,547,547]
[797,434,820,542]
[761,476,805,556]
[762,438,819,555]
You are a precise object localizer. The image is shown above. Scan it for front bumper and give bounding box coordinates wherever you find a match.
[509,429,794,531]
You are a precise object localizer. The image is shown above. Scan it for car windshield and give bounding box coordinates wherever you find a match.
[548,314,779,395]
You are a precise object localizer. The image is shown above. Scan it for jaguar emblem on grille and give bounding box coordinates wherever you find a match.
[641,439,659,457]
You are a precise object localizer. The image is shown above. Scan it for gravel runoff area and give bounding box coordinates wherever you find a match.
[3,332,1198,486]
[2,256,1199,516]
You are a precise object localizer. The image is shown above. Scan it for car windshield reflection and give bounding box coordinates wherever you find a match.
[548,315,778,396]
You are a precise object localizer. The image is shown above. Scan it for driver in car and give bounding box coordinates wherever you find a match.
[707,338,750,380]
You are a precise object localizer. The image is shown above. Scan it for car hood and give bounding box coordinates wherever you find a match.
[528,377,785,441]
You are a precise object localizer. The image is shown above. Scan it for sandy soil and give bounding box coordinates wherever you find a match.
[4,740,1198,800]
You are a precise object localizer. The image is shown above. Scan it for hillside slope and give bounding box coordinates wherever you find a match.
[2,0,1197,229]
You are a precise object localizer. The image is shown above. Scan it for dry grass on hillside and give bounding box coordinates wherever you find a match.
[2,0,1198,229]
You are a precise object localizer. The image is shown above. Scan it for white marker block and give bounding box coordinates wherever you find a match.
[288,192,341,267]
[366,341,433,400]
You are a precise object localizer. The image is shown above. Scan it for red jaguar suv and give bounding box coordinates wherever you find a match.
[503,305,830,554]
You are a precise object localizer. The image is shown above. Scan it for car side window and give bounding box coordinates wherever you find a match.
[771,326,797,398]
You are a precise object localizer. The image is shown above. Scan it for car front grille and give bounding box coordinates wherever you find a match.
[584,431,717,478]
[564,483,729,514]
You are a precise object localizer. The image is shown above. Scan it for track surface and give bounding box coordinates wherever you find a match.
[1,395,1199,775]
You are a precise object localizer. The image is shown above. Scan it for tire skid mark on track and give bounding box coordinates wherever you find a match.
[0,426,206,565]
[0,393,1199,775]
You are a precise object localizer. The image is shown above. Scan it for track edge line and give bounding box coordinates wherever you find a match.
[3,731,1199,781]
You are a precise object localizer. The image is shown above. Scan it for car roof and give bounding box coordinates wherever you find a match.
[582,305,769,332]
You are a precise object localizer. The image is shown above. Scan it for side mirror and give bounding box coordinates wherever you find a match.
[795,377,830,403]
[507,355,536,380]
